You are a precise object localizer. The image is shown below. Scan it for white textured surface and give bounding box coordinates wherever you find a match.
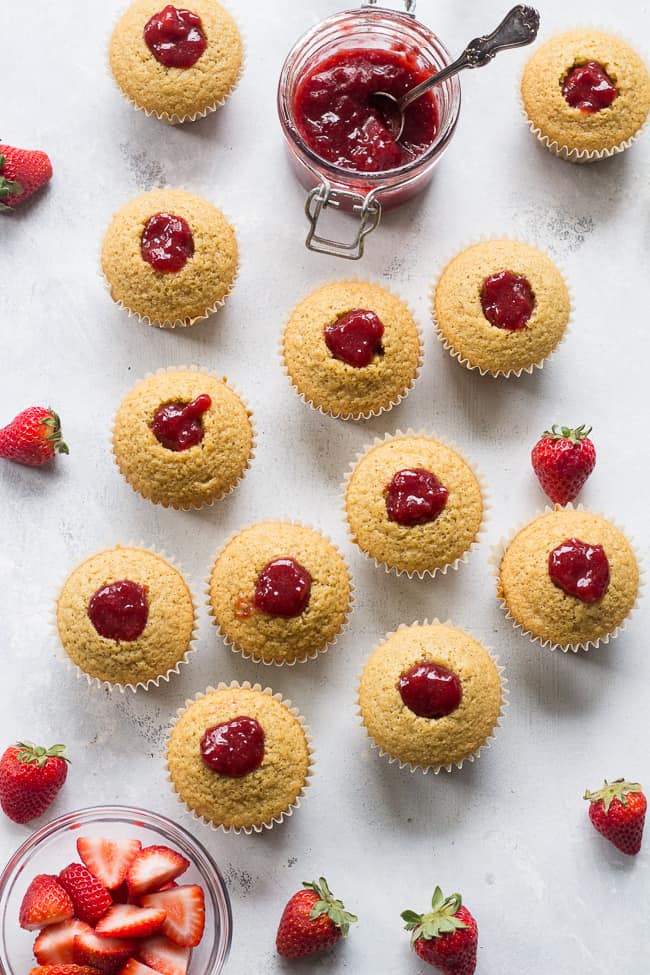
[1,0,649,971]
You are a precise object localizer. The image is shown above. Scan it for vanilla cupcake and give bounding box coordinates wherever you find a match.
[101,189,238,327]
[56,546,196,689]
[282,281,422,419]
[207,522,352,664]
[109,0,243,123]
[167,683,313,831]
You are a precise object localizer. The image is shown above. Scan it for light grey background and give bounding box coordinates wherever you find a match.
[1,1,649,972]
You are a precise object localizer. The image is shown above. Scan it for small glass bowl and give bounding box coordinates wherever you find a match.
[0,805,232,975]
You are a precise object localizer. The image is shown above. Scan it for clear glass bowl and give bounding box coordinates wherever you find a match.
[0,805,232,975]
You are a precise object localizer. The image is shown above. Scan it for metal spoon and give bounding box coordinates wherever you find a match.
[372,5,540,142]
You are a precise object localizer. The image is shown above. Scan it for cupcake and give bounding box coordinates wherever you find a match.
[109,0,243,123]
[207,522,352,665]
[433,239,570,377]
[358,622,505,772]
[167,683,313,831]
[282,280,422,419]
[101,189,238,328]
[344,433,484,577]
[113,368,254,509]
[521,30,650,162]
[56,546,196,689]
[496,507,640,651]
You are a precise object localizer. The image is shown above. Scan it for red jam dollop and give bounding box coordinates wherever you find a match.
[253,558,312,617]
[143,5,207,69]
[562,62,617,113]
[480,271,536,331]
[325,309,385,367]
[399,661,462,718]
[151,394,211,451]
[385,468,448,527]
[293,48,439,173]
[88,580,149,641]
[548,538,610,603]
[200,717,265,777]
[141,212,194,273]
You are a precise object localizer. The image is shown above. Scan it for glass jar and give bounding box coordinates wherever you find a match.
[277,0,461,259]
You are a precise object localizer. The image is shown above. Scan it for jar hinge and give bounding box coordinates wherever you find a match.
[362,0,416,16]
[304,180,382,260]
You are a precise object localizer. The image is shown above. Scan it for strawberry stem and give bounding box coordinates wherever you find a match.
[43,408,69,455]
[402,886,468,948]
[584,778,643,815]
[542,423,592,444]
[16,742,69,768]
[303,878,358,936]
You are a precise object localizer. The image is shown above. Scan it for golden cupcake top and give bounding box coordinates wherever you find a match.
[208,521,352,665]
[521,30,650,154]
[167,684,312,831]
[344,434,484,576]
[56,546,196,688]
[282,280,422,418]
[358,623,504,770]
[433,239,570,376]
[498,508,639,648]
[113,369,254,509]
[109,0,243,122]
[101,189,238,327]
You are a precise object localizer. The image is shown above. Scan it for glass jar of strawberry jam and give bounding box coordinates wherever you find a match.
[277,0,460,259]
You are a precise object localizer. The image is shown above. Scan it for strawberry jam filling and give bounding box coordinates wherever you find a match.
[254,558,312,617]
[562,62,617,113]
[548,538,610,603]
[325,309,385,367]
[151,394,211,451]
[143,5,207,69]
[480,270,535,331]
[200,717,265,777]
[293,48,439,173]
[88,580,149,641]
[141,212,194,273]
[385,468,448,527]
[399,661,462,718]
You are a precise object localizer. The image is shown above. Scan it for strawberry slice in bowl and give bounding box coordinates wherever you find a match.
[140,887,205,948]
[95,906,166,941]
[126,849,189,900]
[77,839,142,892]
[34,920,93,965]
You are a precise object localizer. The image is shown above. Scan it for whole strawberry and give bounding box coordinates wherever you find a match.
[0,145,52,210]
[531,423,596,506]
[584,778,646,855]
[401,886,478,975]
[0,406,68,467]
[0,742,69,824]
[276,877,357,959]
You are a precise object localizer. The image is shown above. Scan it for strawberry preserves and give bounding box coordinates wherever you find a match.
[385,468,448,527]
[325,309,385,367]
[151,394,211,451]
[200,717,265,777]
[548,538,610,603]
[562,62,617,113]
[480,270,535,331]
[141,212,194,273]
[399,661,462,718]
[144,5,207,69]
[254,558,312,617]
[88,581,149,641]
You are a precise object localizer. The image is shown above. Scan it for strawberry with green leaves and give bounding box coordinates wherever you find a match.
[0,144,52,210]
[0,407,68,467]
[0,742,69,824]
[531,423,596,505]
[276,877,358,959]
[401,886,478,975]
[584,778,646,855]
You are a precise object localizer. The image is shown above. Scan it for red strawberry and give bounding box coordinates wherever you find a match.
[119,962,160,975]
[138,934,191,975]
[275,877,357,960]
[0,407,69,467]
[30,967,101,975]
[77,838,142,891]
[0,144,52,210]
[531,423,596,505]
[127,848,189,898]
[0,742,69,823]
[402,886,478,975]
[141,885,205,948]
[58,864,113,926]
[20,875,75,931]
[96,905,167,940]
[73,931,134,973]
[584,778,647,855]
[34,920,94,964]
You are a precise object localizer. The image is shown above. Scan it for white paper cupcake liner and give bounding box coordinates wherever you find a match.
[52,542,199,692]
[111,365,256,511]
[357,619,508,774]
[205,520,354,666]
[430,233,574,378]
[166,681,315,833]
[490,502,645,653]
[279,278,424,421]
[341,429,489,579]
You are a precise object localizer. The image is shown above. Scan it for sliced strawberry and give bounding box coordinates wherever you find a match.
[77,838,142,890]
[73,931,134,973]
[127,848,189,898]
[141,886,204,948]
[138,935,191,975]
[119,962,160,975]
[30,966,102,975]
[59,863,113,926]
[96,905,167,940]
[20,875,74,931]
[34,920,94,964]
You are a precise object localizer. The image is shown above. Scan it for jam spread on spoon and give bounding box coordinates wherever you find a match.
[200,717,265,777]
[144,5,207,69]
[88,580,149,641]
[141,212,194,273]
[385,469,448,527]
[562,62,617,113]
[548,538,610,603]
[399,661,462,718]
[254,558,312,617]
[325,309,385,367]
[480,271,536,331]
[151,395,211,451]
